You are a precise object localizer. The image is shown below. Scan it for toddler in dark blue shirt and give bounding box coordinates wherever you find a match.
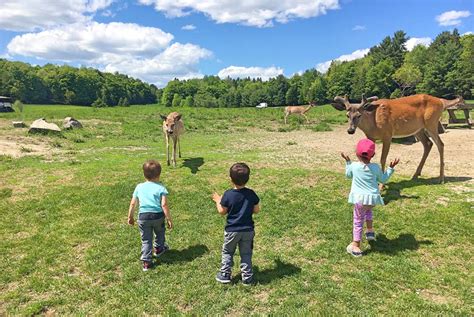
[212,162,260,286]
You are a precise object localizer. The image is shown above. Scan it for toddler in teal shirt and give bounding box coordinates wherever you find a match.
[128,160,173,271]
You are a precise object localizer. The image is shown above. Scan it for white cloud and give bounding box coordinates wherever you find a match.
[436,10,471,26]
[139,0,340,27]
[316,48,369,73]
[8,22,174,62]
[182,24,196,30]
[105,43,212,86]
[352,25,366,31]
[86,0,114,12]
[462,31,473,36]
[101,10,115,17]
[0,53,12,59]
[0,0,113,31]
[7,22,211,86]
[405,37,432,51]
[217,66,284,80]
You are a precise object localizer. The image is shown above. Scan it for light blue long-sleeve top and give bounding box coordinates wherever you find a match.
[345,161,394,205]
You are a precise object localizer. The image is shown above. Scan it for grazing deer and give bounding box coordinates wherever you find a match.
[160,112,184,167]
[331,94,464,183]
[284,101,316,124]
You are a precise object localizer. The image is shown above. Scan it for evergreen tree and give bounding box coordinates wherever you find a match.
[172,93,182,107]
[285,85,299,105]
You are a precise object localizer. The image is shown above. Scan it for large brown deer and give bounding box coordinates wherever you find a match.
[284,101,316,124]
[331,94,464,183]
[160,112,184,167]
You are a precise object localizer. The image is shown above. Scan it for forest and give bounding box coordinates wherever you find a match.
[0,30,472,107]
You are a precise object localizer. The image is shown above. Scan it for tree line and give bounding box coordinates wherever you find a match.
[0,61,158,106]
[160,30,473,107]
[0,29,472,107]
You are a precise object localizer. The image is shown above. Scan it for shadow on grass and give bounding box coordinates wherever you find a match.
[182,157,204,174]
[392,136,417,145]
[253,259,301,285]
[365,234,433,256]
[159,244,209,264]
[384,176,472,204]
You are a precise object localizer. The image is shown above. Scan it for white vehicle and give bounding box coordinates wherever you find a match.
[0,96,14,112]
[256,102,268,109]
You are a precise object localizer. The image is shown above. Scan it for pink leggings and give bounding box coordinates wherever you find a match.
[353,203,373,242]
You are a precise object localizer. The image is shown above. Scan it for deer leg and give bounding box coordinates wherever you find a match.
[413,130,432,179]
[425,127,445,183]
[284,113,288,124]
[165,134,170,166]
[303,114,309,124]
[380,138,392,172]
[178,137,181,158]
[172,137,177,167]
[378,138,392,190]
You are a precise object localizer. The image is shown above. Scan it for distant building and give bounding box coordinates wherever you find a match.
[0,96,14,112]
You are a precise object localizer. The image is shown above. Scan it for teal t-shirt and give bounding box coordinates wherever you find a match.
[132,181,168,213]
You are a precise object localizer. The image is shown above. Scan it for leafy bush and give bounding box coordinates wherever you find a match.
[92,98,108,108]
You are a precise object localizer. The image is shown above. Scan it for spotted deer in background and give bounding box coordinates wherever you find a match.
[161,112,184,167]
[284,101,316,124]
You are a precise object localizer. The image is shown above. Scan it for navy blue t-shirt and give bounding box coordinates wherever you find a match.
[220,187,260,232]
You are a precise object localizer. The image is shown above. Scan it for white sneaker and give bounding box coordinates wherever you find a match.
[366,232,376,241]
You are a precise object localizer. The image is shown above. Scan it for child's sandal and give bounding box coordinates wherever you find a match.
[346,244,363,257]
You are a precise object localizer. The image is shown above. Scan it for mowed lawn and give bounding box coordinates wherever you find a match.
[0,105,472,315]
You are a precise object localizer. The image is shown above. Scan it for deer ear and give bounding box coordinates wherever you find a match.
[331,102,346,111]
[175,114,182,121]
[362,103,377,112]
[160,114,167,120]
[367,96,379,102]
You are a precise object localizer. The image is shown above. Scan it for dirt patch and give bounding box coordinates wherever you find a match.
[0,118,125,159]
[80,119,120,126]
[231,125,474,180]
[419,289,461,306]
[0,133,61,159]
[436,197,450,206]
[254,290,270,303]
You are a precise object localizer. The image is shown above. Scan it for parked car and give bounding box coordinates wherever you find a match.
[0,96,14,112]
[256,102,268,109]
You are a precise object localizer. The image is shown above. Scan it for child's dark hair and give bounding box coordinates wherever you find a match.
[143,160,161,180]
[229,163,250,186]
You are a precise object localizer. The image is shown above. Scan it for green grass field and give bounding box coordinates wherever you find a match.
[0,105,472,315]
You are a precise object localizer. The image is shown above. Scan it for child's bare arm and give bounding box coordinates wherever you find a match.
[161,195,173,229]
[342,152,353,178]
[128,197,137,225]
[253,203,261,214]
[341,152,351,162]
[212,192,228,215]
[378,159,399,183]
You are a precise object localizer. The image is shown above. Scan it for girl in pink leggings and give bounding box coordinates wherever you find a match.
[341,139,400,257]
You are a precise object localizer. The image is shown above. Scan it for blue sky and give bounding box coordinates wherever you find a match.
[1,0,472,86]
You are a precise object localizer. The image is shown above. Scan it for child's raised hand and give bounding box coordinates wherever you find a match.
[212,192,221,203]
[340,152,351,162]
[389,158,400,168]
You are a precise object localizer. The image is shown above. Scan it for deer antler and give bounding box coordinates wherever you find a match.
[334,96,350,108]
